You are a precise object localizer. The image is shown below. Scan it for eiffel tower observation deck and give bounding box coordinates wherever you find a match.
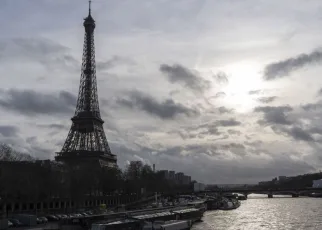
[55,1,117,168]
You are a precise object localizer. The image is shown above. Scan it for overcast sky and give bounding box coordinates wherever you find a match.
[2,0,322,184]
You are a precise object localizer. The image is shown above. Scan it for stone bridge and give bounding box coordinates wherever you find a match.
[186,187,322,198]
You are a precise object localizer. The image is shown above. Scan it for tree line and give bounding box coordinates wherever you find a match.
[0,145,193,202]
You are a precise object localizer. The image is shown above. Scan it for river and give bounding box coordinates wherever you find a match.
[192,195,322,230]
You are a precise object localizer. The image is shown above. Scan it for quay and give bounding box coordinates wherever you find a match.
[0,195,140,218]
[0,192,244,229]
[0,205,205,230]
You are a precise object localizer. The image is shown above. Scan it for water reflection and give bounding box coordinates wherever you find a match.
[192,197,322,230]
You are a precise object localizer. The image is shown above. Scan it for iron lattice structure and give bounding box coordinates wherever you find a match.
[55,5,117,167]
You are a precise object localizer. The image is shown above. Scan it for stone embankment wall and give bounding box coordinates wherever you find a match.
[0,195,139,217]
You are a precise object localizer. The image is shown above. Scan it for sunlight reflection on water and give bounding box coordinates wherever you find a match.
[192,196,322,230]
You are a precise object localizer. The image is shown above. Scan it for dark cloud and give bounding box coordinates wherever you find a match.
[0,126,19,137]
[272,126,315,142]
[302,101,322,111]
[254,103,322,142]
[153,143,221,158]
[170,122,223,140]
[0,89,76,116]
[48,124,66,129]
[159,64,211,93]
[212,72,229,85]
[168,130,192,140]
[0,38,67,57]
[220,143,246,157]
[196,119,241,136]
[218,106,234,114]
[198,127,221,137]
[216,118,241,127]
[171,130,202,140]
[309,127,322,135]
[0,38,78,71]
[37,124,67,130]
[263,49,322,80]
[317,88,322,96]
[181,119,242,139]
[172,119,241,140]
[115,90,199,119]
[220,143,245,150]
[244,140,263,147]
[286,127,315,142]
[206,127,221,136]
[257,96,277,104]
[96,56,136,71]
[227,129,242,136]
[254,106,293,125]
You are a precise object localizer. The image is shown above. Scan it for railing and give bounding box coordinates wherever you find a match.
[206,187,322,192]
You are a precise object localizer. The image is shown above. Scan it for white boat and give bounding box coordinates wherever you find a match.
[92,219,191,230]
[219,197,241,210]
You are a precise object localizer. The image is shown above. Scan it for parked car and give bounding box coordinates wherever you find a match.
[87,211,93,215]
[36,218,42,224]
[46,215,59,221]
[8,219,23,227]
[7,220,13,228]
[56,214,66,220]
[39,217,48,224]
[68,214,76,219]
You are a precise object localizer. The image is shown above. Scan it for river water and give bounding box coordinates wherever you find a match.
[192,195,322,230]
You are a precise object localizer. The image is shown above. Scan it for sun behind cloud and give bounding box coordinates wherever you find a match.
[220,61,264,113]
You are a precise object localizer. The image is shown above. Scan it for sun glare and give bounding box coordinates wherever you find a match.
[219,61,264,113]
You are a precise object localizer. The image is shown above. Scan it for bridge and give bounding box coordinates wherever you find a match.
[190,187,322,198]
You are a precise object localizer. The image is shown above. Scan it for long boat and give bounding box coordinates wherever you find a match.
[92,219,192,230]
[60,205,204,229]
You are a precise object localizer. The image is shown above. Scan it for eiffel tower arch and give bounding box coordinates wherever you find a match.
[55,2,117,168]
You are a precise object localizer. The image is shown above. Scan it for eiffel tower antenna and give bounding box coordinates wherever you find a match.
[89,0,91,15]
[55,1,117,168]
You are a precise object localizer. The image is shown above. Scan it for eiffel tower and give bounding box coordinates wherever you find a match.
[55,1,117,168]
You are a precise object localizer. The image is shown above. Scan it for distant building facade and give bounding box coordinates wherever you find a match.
[159,170,169,180]
[313,179,322,188]
[157,169,193,185]
[168,171,175,181]
[217,184,252,188]
[258,181,272,186]
[193,183,205,192]
[183,175,191,185]
[175,172,184,184]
